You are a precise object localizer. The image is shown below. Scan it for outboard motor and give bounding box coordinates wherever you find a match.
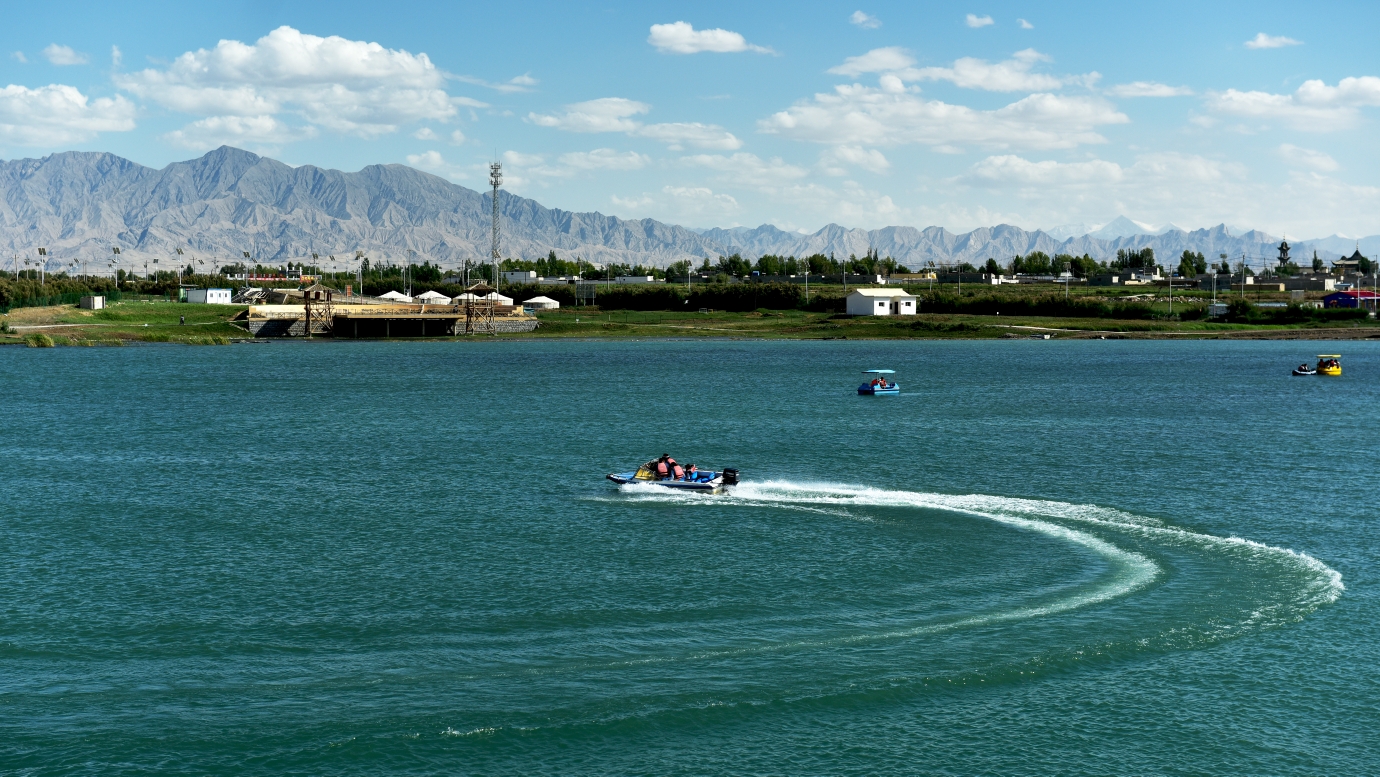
[721,468,739,486]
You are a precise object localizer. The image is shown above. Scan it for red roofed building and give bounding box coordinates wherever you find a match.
[1322,290,1380,308]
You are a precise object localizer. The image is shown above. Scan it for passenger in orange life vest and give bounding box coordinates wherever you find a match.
[671,461,686,480]
[664,456,680,480]
[654,454,671,479]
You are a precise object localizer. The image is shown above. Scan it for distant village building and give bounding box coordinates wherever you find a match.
[1332,248,1368,276]
[186,288,232,304]
[845,288,916,316]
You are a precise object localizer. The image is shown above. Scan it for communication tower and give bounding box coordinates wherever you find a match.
[490,161,502,281]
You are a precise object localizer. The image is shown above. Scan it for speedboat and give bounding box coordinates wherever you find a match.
[1292,363,1317,376]
[1316,354,1342,376]
[607,465,739,493]
[858,369,900,395]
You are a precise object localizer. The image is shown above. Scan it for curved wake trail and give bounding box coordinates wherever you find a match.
[610,479,1344,644]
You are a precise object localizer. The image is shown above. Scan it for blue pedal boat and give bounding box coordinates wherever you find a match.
[858,369,900,395]
[607,465,739,493]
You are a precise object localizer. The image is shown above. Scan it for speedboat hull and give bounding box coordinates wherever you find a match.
[858,385,900,395]
[607,467,738,494]
[1292,368,1317,376]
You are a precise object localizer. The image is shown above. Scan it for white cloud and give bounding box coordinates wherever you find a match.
[821,145,890,175]
[452,73,537,93]
[1019,19,1034,29]
[116,26,456,140]
[111,46,122,66]
[164,114,314,150]
[759,84,1128,150]
[1208,76,1380,129]
[405,149,469,180]
[661,185,739,216]
[681,152,810,189]
[829,47,1089,92]
[913,49,1065,92]
[966,14,994,28]
[828,47,915,77]
[449,129,465,145]
[1278,143,1339,172]
[413,127,438,140]
[528,97,648,132]
[850,11,881,29]
[647,22,772,54]
[637,122,741,150]
[558,148,651,170]
[1108,81,1193,98]
[0,83,136,145]
[1244,33,1302,50]
[11,51,26,63]
[951,152,1380,238]
[43,44,89,66]
[529,97,740,149]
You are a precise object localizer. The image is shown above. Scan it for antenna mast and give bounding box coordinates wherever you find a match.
[490,161,503,285]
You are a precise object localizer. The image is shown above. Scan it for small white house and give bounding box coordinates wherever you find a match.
[616,275,658,284]
[378,290,413,303]
[79,295,106,310]
[523,295,560,310]
[502,270,538,283]
[846,288,917,316]
[415,290,451,304]
[186,288,232,305]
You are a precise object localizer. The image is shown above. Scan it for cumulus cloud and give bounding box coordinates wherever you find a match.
[528,97,741,149]
[660,185,739,216]
[1278,143,1339,172]
[1244,33,1301,50]
[1208,76,1380,129]
[0,83,136,145]
[828,47,1090,92]
[43,44,88,66]
[1019,19,1034,29]
[681,152,810,189]
[413,127,438,140]
[648,22,772,54]
[116,26,457,140]
[11,51,27,63]
[965,14,994,28]
[111,46,122,66]
[760,83,1127,151]
[821,145,891,175]
[1108,81,1193,98]
[449,129,465,145]
[850,11,881,29]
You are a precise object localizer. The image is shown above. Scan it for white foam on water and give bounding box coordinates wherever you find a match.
[612,478,1344,619]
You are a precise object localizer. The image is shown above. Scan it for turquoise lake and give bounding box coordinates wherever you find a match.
[1,338,1376,774]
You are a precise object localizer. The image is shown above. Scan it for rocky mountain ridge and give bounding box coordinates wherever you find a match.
[0,147,1368,271]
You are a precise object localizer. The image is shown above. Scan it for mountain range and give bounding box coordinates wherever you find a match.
[0,147,1374,272]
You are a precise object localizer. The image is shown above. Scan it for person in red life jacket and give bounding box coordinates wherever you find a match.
[671,460,686,480]
[654,454,671,480]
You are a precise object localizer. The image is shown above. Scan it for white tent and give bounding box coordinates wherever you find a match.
[452,292,479,301]
[482,292,514,306]
[378,290,413,303]
[416,290,450,303]
[523,295,560,310]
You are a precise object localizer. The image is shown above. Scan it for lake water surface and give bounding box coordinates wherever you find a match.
[1,339,1376,774]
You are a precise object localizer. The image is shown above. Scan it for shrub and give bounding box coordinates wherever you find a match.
[24,333,54,347]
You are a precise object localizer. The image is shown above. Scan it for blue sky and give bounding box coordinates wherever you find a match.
[2,0,1378,238]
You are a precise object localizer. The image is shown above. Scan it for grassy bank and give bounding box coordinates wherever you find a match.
[0,301,248,346]
[4,293,1377,347]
